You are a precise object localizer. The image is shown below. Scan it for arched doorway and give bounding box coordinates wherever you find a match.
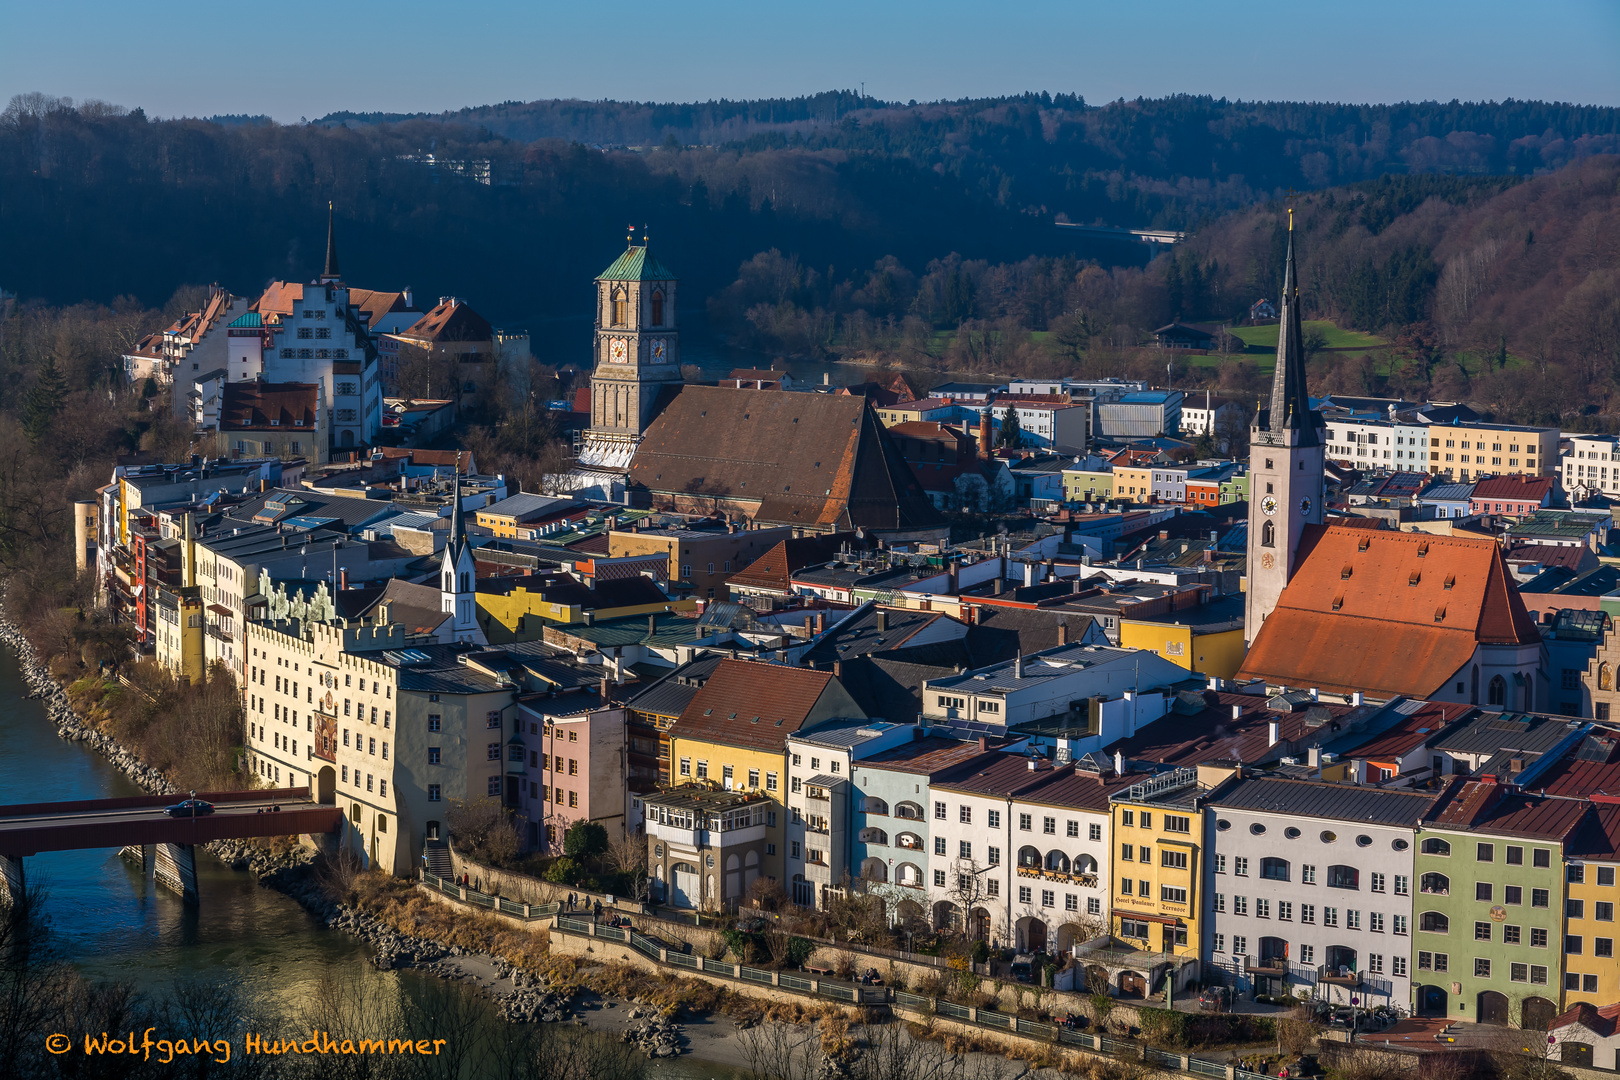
[1018,916,1048,952]
[932,901,959,931]
[1118,971,1146,999]
[1521,996,1557,1031]
[316,765,336,805]
[1419,984,1448,1016]
[1055,922,1091,953]
[896,899,925,931]
[340,429,354,449]
[1479,990,1510,1026]
[671,862,698,908]
[969,907,991,941]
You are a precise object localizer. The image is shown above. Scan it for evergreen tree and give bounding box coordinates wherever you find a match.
[1495,334,1509,371]
[22,354,66,444]
[999,406,1022,448]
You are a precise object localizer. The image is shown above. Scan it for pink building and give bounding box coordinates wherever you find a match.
[515,700,629,852]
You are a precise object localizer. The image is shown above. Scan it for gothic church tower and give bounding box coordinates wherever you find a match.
[584,230,683,463]
[1245,212,1325,645]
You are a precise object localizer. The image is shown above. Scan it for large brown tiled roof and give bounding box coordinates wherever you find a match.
[398,299,493,344]
[1238,525,1540,698]
[219,381,319,430]
[1103,691,1363,769]
[631,386,942,530]
[257,281,305,319]
[672,659,848,752]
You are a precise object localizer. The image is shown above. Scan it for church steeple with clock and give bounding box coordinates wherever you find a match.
[584,228,683,459]
[1245,210,1325,646]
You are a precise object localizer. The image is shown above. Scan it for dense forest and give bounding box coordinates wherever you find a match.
[3,92,1618,324]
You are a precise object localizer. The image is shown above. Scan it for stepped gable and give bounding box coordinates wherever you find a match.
[1239,524,1540,698]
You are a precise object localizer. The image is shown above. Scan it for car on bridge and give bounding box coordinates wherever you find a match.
[163,798,215,818]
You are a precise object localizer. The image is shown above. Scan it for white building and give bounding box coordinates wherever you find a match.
[783,720,914,908]
[920,642,1189,739]
[1563,434,1620,500]
[1179,394,1246,440]
[1203,775,1432,1009]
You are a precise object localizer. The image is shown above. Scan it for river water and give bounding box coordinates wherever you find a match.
[0,644,742,1078]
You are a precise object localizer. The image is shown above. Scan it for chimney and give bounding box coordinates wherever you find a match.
[1352,691,1364,706]
[584,610,595,626]
[1268,720,1280,747]
[1027,757,1037,771]
[339,567,348,590]
[834,660,843,678]
[979,737,988,753]
[1232,704,1242,720]
[599,677,610,700]
[1058,620,1069,646]
[1014,653,1024,679]
[648,613,657,637]
[1114,750,1125,775]
[979,409,992,459]
[876,609,888,632]
[814,612,825,635]
[1024,562,1035,587]
[1308,746,1321,769]
[1310,687,1320,701]
[804,615,813,635]
[823,371,830,386]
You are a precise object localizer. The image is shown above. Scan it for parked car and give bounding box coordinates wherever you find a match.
[1198,985,1231,1012]
[1009,955,1035,983]
[163,798,214,818]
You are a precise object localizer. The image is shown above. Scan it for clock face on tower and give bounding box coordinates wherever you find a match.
[1260,495,1279,516]
[609,338,628,363]
[1299,496,1312,515]
[650,339,667,364]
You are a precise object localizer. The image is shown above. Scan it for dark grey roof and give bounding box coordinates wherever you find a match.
[1208,776,1438,826]
[376,643,509,694]
[624,656,722,718]
[1430,711,1581,757]
[224,488,397,533]
[801,605,955,664]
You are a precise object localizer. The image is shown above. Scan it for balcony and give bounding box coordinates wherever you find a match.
[1318,965,1362,988]
[1245,955,1288,977]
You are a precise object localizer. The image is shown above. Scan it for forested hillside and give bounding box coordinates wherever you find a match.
[3,92,1618,321]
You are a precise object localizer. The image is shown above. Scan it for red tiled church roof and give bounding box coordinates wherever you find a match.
[1238,525,1539,698]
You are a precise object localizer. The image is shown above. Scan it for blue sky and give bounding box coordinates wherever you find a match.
[5,1,1617,121]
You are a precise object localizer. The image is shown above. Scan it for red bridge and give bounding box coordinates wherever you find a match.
[0,787,342,904]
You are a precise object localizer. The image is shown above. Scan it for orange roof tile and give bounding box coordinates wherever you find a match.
[1238,525,1540,698]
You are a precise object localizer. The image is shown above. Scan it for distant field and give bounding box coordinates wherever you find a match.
[1229,321,1387,350]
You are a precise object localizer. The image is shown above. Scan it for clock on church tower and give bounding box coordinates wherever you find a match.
[586,229,684,441]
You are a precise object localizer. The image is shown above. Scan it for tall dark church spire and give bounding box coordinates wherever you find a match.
[1267,209,1318,446]
[321,202,341,282]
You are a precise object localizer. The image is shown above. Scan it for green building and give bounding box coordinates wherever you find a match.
[1219,473,1250,504]
[1413,778,1588,1028]
[1062,467,1113,503]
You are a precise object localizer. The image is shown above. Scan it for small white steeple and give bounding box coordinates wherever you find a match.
[439,473,486,645]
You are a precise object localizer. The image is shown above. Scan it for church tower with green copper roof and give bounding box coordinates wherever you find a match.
[583,229,683,462]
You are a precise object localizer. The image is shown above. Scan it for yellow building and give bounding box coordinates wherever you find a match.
[1107,767,1227,978]
[1426,421,1558,480]
[476,574,695,644]
[876,398,955,427]
[153,587,205,685]
[1563,805,1620,1011]
[1112,465,1155,501]
[1118,598,1247,679]
[1062,468,1114,503]
[667,658,865,878]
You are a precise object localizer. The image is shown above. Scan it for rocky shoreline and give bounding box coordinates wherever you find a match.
[0,614,667,1044]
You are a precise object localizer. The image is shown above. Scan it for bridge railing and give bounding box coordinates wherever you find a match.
[417,870,558,921]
